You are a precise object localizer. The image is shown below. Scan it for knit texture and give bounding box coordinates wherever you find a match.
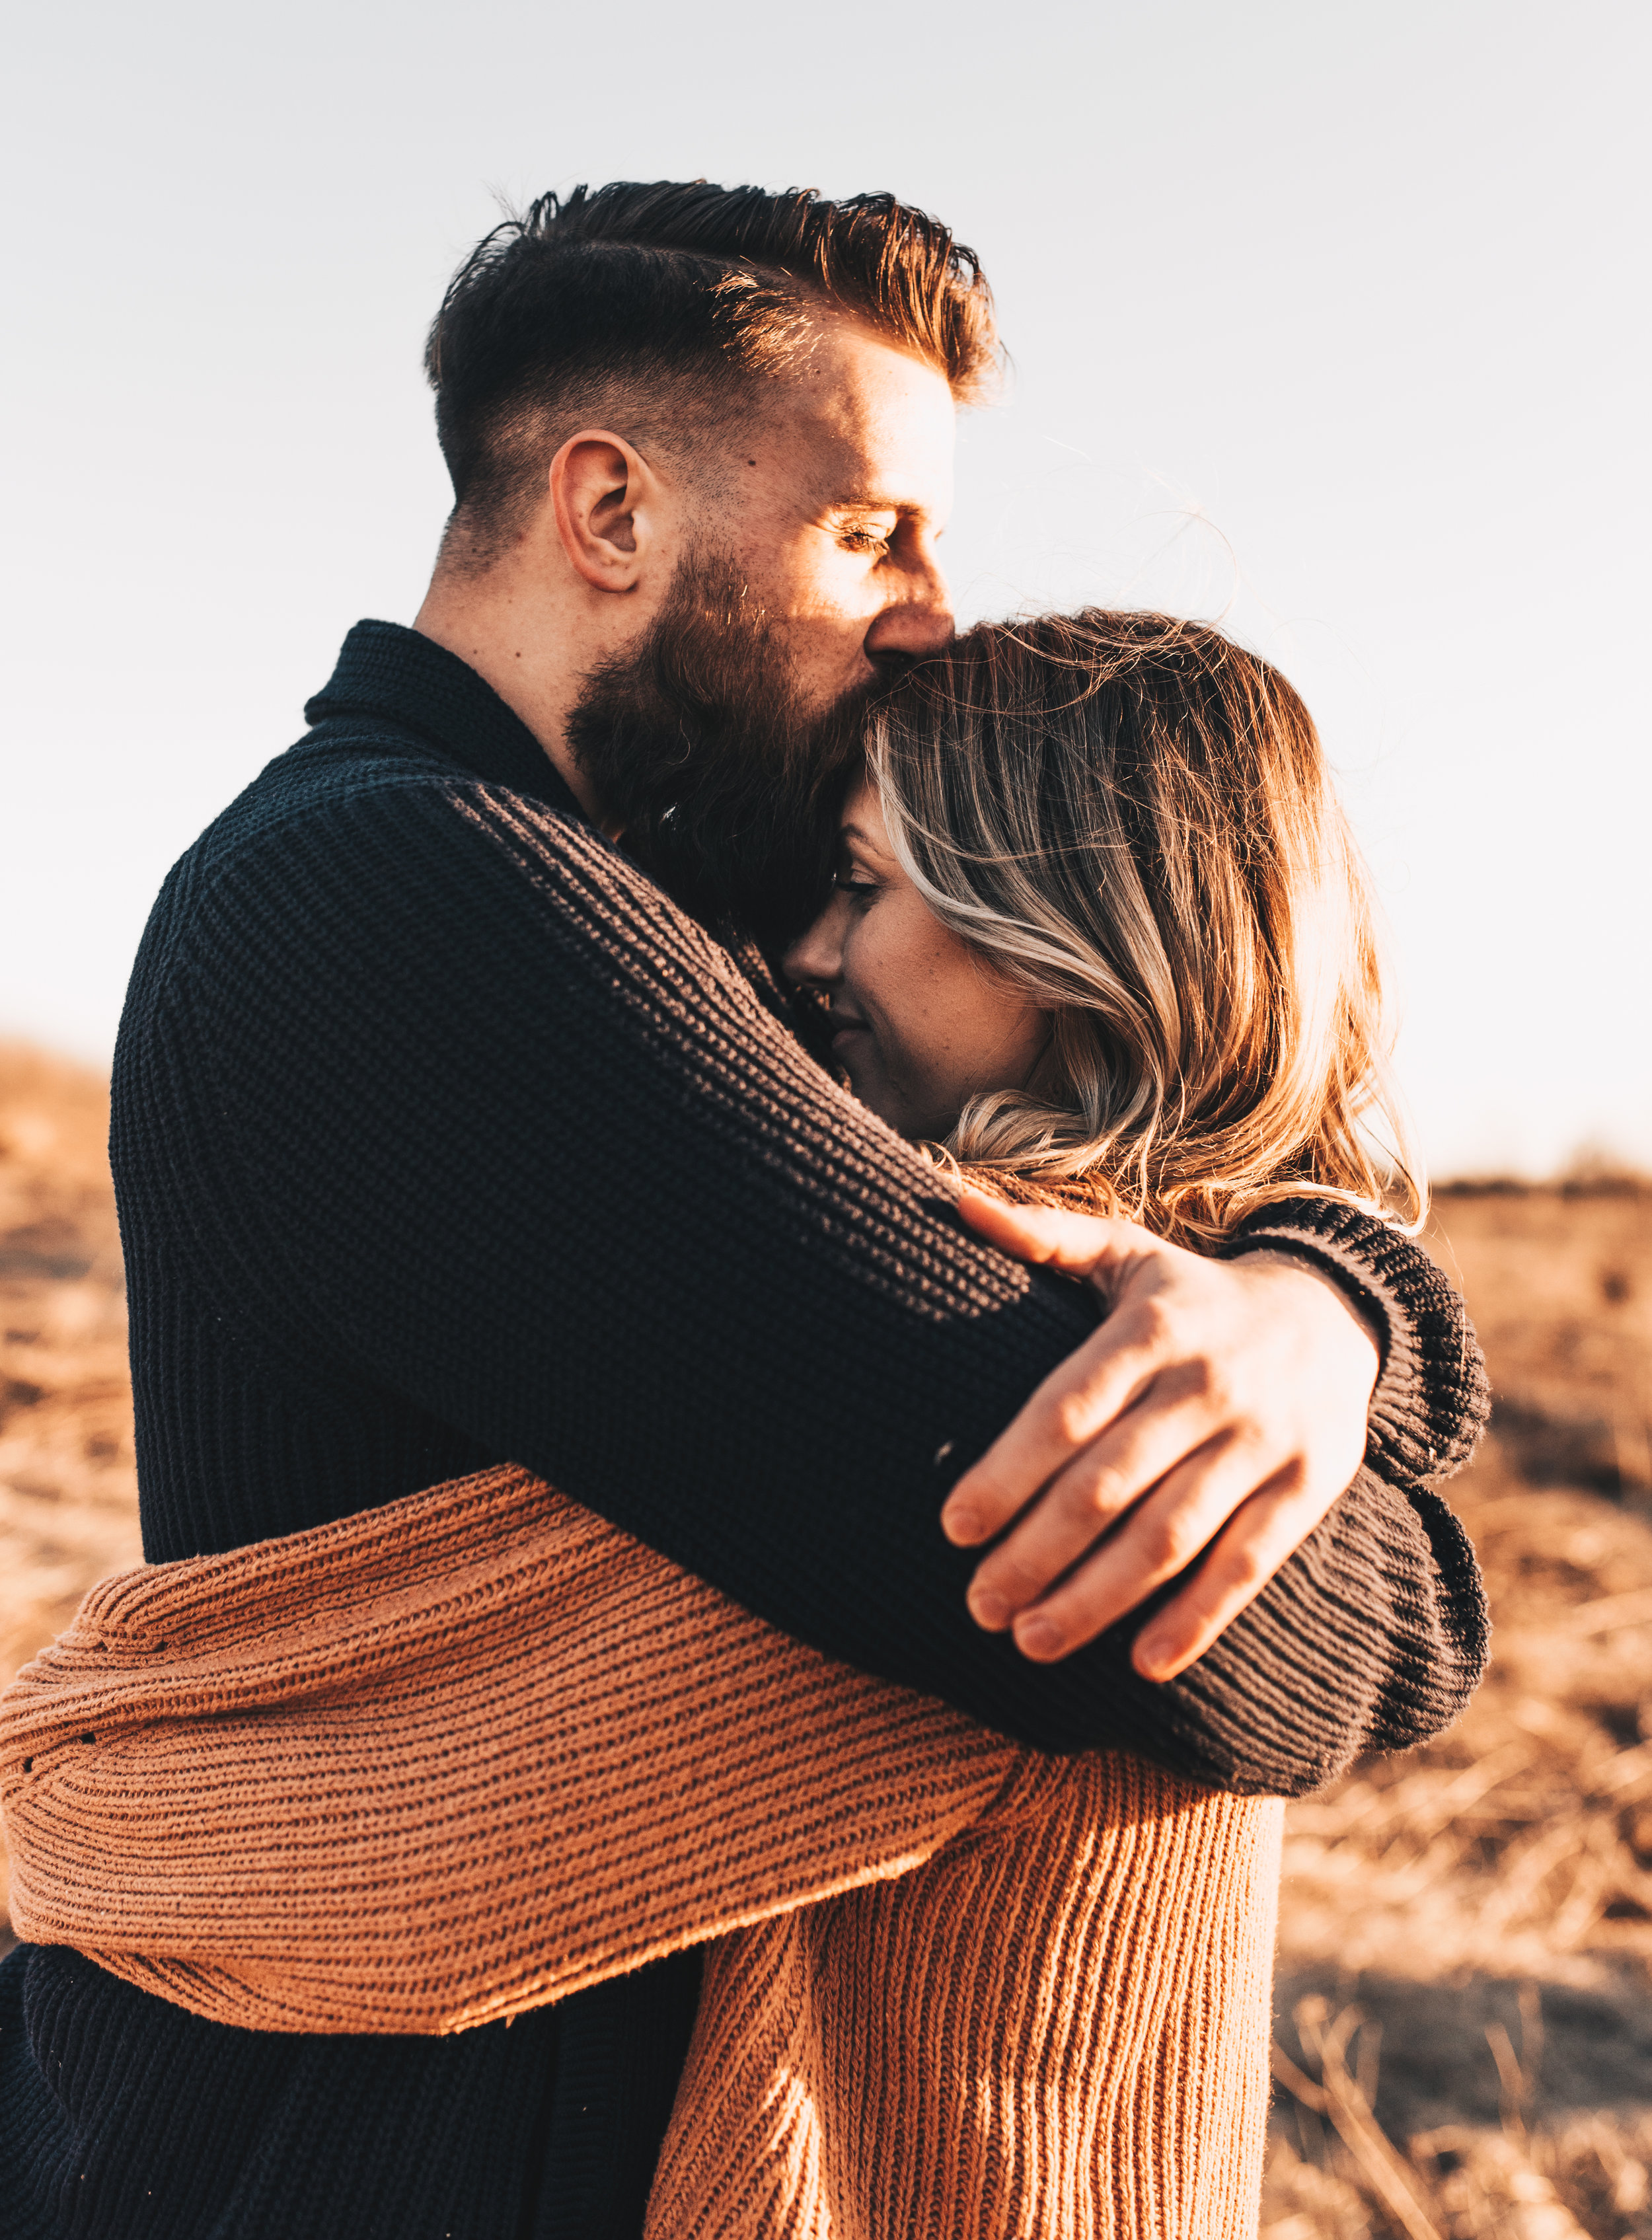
[0,1466,1281,2239]
[651,1760,1281,2239]
[1219,1209,1490,1489]
[0,620,1489,2238]
[1,1466,1013,2031]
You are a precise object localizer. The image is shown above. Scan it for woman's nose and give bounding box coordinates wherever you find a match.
[782,907,843,990]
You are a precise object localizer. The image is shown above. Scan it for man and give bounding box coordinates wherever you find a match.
[0,182,1485,2239]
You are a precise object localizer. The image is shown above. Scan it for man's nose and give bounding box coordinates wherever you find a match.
[865,556,954,665]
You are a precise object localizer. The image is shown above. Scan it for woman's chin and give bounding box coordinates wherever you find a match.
[851,1079,950,1146]
[843,1064,909,1138]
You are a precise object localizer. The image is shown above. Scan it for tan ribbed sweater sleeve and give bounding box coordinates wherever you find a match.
[0,1465,1016,2035]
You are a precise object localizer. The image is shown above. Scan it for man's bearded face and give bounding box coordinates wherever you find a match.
[566,548,876,944]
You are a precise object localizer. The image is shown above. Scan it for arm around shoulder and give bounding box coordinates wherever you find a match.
[161,786,1485,1789]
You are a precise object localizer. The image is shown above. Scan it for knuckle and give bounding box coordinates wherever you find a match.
[979,1536,1039,1588]
[1215,1537,1270,1596]
[1049,1390,1098,1450]
[957,1467,1007,1514]
[1205,1364,1240,1415]
[1078,1466,1128,1521]
[991,1553,1052,1605]
[1141,1512,1200,1576]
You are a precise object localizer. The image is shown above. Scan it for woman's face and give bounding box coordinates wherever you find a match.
[783,776,1049,1140]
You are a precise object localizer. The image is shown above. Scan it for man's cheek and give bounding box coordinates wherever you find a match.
[780,548,880,624]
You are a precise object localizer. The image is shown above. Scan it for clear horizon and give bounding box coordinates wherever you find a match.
[3,0,1647,1177]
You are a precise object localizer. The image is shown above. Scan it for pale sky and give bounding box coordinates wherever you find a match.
[4,0,1647,1176]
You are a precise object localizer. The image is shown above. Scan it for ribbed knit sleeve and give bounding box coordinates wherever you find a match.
[128,768,1484,1791]
[1222,1197,1491,1485]
[0,1468,1016,2037]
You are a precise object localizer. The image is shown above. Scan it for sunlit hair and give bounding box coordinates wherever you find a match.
[427,181,997,560]
[865,609,1424,1247]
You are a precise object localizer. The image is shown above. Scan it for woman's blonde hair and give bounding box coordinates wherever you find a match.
[866,609,1423,1247]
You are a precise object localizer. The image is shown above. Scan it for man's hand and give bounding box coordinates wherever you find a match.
[941,1190,1381,1682]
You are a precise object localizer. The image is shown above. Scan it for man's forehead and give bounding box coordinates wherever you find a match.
[767,317,957,505]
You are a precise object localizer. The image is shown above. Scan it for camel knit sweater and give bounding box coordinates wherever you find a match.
[3,1464,1283,2237]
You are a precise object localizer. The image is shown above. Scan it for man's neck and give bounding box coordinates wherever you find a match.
[412,581,612,830]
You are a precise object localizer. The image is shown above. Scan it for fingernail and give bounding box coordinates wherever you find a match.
[1134,1629,1172,1678]
[969,1587,1010,1630]
[1016,1614,1062,1659]
[942,1503,984,1546]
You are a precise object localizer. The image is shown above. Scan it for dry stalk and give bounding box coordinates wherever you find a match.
[1273,2001,1444,2240]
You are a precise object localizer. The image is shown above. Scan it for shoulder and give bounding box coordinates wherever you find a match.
[144,717,654,971]
[187,718,589,890]
[118,714,763,1069]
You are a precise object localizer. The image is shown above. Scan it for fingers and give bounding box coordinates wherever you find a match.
[958,1392,1245,1631]
[942,1216,1377,1678]
[940,1312,1170,1549]
[976,1431,1286,1661]
[955,1187,1151,1288]
[1129,1470,1338,1680]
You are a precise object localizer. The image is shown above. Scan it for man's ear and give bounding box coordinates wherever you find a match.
[549,429,657,593]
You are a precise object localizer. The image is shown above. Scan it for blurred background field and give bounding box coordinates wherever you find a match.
[2,1041,1650,2237]
[1265,1181,1652,2237]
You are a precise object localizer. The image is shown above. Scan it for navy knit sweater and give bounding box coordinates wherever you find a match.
[0,622,1489,2240]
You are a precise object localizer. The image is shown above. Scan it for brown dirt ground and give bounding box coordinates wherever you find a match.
[3,1041,1651,2235]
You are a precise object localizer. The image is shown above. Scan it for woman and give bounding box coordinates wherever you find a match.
[2,610,1482,2238]
[788,602,1421,1666]
[646,607,1433,2233]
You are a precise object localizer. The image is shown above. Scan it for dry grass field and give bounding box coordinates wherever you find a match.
[2,1041,1651,2236]
[0,1043,140,1931]
[1265,1181,1652,2237]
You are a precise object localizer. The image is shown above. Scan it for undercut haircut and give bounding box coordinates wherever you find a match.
[425,180,998,564]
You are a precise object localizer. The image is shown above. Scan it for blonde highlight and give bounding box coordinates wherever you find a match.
[866,611,1423,1248]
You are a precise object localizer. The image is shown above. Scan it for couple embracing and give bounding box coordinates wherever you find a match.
[0,180,1488,2239]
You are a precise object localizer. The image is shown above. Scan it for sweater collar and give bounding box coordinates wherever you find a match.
[304,620,585,821]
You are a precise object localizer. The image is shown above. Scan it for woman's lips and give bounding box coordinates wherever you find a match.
[829,1015,870,1047]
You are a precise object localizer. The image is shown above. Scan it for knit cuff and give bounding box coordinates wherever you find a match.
[1219,1198,1490,1487]
[1143,1460,1491,1791]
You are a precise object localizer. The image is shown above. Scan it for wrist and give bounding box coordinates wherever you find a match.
[1238,1246,1383,1381]
[1222,1199,1490,1485]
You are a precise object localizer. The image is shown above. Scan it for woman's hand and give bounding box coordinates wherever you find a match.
[941,1190,1381,1682]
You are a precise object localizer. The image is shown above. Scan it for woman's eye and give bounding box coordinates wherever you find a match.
[834,870,878,899]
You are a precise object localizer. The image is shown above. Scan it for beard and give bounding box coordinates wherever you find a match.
[565,547,876,945]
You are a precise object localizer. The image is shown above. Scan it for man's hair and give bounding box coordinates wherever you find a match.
[425,180,998,558]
